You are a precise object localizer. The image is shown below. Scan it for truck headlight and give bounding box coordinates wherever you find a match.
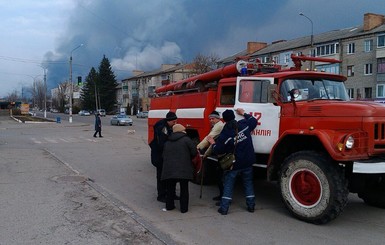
[345,136,354,149]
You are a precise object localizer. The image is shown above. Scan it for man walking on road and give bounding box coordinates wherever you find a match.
[93,113,103,138]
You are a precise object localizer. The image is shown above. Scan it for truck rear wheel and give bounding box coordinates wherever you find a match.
[279,151,348,224]
[358,174,385,208]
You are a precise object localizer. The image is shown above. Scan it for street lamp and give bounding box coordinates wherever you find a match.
[299,12,314,69]
[69,43,84,123]
[39,65,47,118]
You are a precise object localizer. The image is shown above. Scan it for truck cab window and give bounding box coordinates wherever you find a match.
[220,86,236,105]
[238,79,270,103]
[280,78,349,102]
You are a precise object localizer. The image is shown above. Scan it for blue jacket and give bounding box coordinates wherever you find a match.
[212,114,257,170]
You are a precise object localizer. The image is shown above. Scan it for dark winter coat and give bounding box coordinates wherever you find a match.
[149,119,173,167]
[94,115,101,131]
[212,113,257,170]
[161,132,197,180]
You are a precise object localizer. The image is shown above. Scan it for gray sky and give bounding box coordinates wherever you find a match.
[1,0,385,98]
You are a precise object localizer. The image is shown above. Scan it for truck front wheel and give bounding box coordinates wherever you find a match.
[279,151,348,224]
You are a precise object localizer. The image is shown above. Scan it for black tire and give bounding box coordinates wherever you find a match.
[358,174,385,208]
[279,150,348,224]
[117,121,120,126]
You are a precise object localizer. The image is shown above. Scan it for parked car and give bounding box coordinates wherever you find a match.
[28,109,35,116]
[137,111,148,118]
[97,109,106,116]
[110,115,133,126]
[78,110,91,116]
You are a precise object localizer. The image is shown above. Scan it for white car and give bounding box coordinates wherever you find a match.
[97,109,106,116]
[78,110,91,116]
[110,115,133,126]
[137,111,148,118]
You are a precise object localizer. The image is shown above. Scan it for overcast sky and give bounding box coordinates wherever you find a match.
[1,0,385,98]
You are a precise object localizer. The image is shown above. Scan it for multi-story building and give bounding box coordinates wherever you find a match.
[121,63,192,114]
[220,12,385,101]
[120,13,385,107]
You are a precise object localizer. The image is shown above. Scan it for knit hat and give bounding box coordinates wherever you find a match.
[222,109,235,122]
[166,111,177,121]
[208,110,220,119]
[172,124,186,133]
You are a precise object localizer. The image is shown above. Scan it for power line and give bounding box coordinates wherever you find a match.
[0,55,67,65]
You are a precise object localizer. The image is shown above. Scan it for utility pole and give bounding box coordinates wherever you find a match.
[69,44,84,123]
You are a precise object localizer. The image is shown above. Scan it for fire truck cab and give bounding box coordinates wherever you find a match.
[148,55,385,224]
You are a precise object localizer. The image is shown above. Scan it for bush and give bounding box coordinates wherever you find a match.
[12,108,21,115]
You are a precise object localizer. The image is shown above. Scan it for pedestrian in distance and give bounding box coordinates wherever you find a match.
[162,124,198,213]
[196,110,224,202]
[208,108,258,215]
[149,111,179,203]
[93,113,103,138]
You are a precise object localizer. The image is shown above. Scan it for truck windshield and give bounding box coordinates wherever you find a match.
[280,78,350,102]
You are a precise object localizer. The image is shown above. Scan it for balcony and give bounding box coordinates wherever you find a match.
[376,47,385,58]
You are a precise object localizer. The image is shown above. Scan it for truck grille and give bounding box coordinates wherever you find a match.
[374,122,385,149]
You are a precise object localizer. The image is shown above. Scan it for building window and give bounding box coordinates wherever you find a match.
[377,84,385,98]
[284,54,290,64]
[347,65,354,77]
[378,34,385,48]
[376,83,385,98]
[317,64,340,74]
[365,87,372,99]
[347,43,355,54]
[365,64,373,75]
[378,58,385,74]
[347,88,354,99]
[364,39,373,52]
[315,43,339,57]
[272,56,279,63]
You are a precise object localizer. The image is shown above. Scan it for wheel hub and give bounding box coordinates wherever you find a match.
[291,169,322,207]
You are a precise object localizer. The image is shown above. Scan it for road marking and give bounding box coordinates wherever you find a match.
[44,138,58,143]
[31,138,42,144]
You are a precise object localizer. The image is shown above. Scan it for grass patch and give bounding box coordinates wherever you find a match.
[13,115,55,123]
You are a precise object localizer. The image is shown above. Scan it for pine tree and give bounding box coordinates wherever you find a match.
[80,67,98,111]
[97,55,118,113]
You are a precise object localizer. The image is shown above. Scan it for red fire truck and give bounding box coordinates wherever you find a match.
[148,54,385,224]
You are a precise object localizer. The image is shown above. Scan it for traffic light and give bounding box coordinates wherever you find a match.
[77,76,82,85]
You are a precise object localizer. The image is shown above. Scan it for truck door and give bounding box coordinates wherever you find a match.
[235,77,280,154]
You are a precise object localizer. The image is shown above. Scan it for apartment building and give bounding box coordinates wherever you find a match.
[120,63,191,115]
[119,13,385,111]
[221,13,385,101]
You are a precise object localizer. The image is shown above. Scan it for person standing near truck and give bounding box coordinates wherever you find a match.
[196,110,224,202]
[149,111,178,203]
[208,108,258,215]
[162,124,197,213]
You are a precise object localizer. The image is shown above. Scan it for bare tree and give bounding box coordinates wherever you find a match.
[191,53,220,74]
[6,90,19,102]
[56,82,70,112]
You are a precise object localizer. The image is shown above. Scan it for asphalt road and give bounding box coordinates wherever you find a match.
[2,113,385,245]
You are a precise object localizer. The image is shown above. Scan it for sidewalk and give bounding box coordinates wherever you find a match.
[0,116,163,244]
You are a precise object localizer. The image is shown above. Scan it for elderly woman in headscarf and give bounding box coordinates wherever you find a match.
[161,124,197,213]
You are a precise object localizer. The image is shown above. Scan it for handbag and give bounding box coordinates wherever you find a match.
[219,126,238,170]
[219,152,235,170]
